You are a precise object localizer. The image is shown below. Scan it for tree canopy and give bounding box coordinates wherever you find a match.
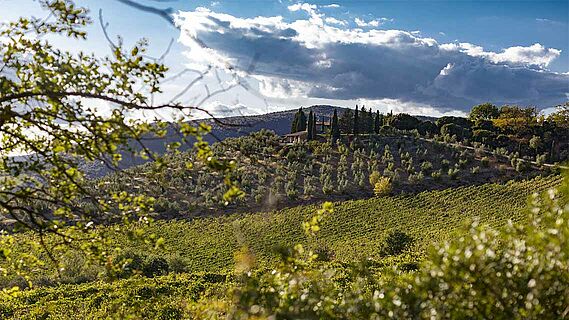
[0,0,240,291]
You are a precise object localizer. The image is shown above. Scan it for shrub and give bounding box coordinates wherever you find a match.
[420,161,433,173]
[369,171,381,187]
[143,257,170,278]
[431,169,442,180]
[380,230,414,256]
[448,167,459,179]
[441,123,471,140]
[373,177,392,196]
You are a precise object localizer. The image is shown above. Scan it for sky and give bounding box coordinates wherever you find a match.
[1,0,568,118]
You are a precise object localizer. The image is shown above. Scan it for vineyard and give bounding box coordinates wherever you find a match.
[128,174,562,271]
[0,174,563,318]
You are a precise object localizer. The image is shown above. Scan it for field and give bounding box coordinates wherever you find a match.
[0,174,563,318]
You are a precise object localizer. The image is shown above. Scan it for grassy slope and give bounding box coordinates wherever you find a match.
[125,174,562,272]
[1,174,562,318]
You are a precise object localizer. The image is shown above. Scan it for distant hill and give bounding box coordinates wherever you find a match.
[81,105,349,177]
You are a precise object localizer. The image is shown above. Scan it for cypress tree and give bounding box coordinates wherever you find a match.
[374,110,381,134]
[307,111,314,140]
[369,109,374,133]
[331,109,340,141]
[291,112,299,133]
[298,107,307,132]
[353,105,359,135]
[311,113,317,139]
[361,106,368,133]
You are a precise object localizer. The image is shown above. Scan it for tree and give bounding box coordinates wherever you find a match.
[469,103,499,121]
[307,111,315,140]
[494,105,538,133]
[359,106,373,133]
[298,108,307,132]
[418,121,437,136]
[374,111,382,134]
[549,102,569,128]
[339,109,353,134]
[436,116,473,130]
[353,105,359,135]
[390,113,421,131]
[529,135,542,153]
[291,112,299,133]
[330,109,340,141]
[0,0,240,288]
[441,123,471,139]
[311,113,317,139]
[291,108,307,133]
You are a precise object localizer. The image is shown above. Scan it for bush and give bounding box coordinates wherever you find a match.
[368,171,381,187]
[380,230,414,256]
[431,169,442,180]
[420,161,433,173]
[373,177,392,196]
[143,257,170,278]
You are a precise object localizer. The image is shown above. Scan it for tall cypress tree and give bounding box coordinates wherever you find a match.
[331,109,340,141]
[353,105,359,135]
[298,107,307,132]
[307,110,314,140]
[368,109,374,133]
[291,112,299,133]
[374,110,381,134]
[312,113,317,139]
[361,106,368,133]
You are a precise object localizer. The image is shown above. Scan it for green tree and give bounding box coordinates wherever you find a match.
[374,110,382,134]
[291,108,307,133]
[307,111,315,140]
[469,103,500,121]
[290,112,299,133]
[0,0,239,289]
[390,113,421,131]
[353,105,359,135]
[549,102,569,128]
[330,109,340,141]
[338,108,353,134]
[529,135,542,153]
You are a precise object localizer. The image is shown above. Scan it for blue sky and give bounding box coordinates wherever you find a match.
[1,0,568,117]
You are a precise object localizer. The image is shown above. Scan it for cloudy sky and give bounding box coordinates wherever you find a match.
[2,0,568,117]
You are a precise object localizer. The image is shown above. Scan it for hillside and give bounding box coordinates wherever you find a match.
[0,174,563,318]
[79,105,347,177]
[93,129,552,218]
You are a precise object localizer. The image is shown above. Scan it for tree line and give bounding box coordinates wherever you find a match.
[290,103,569,163]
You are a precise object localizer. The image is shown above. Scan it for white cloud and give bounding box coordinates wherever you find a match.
[174,6,569,112]
[354,17,391,27]
[324,17,347,26]
[441,42,561,68]
[322,4,340,8]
